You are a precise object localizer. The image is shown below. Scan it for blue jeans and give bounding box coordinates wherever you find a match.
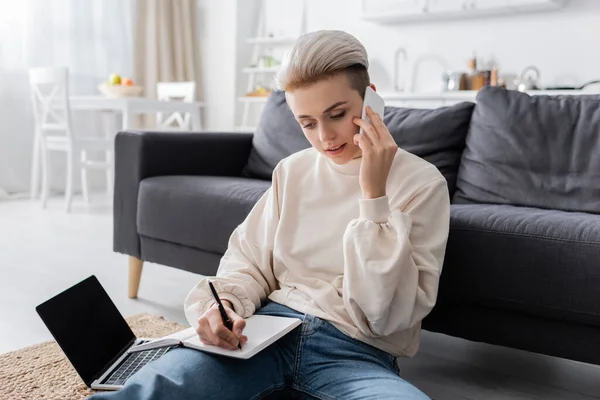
[90,302,429,399]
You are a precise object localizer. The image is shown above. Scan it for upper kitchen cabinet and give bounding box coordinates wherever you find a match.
[359,0,567,24]
[424,0,511,14]
[360,0,428,20]
[508,0,567,11]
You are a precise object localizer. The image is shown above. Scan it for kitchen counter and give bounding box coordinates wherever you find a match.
[378,89,600,109]
[379,90,599,102]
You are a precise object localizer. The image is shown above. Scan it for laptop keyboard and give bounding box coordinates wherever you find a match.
[103,345,172,386]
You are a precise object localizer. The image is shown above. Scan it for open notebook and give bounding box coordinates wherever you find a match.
[128,315,302,360]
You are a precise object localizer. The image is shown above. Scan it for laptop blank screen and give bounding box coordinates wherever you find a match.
[36,275,135,386]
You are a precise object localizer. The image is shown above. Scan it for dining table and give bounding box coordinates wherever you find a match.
[30,95,204,200]
[68,95,204,130]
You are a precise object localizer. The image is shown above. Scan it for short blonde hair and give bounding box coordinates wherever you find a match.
[277,30,370,97]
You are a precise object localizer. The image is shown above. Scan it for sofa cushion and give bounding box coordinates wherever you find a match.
[137,176,270,254]
[440,204,600,326]
[383,102,475,194]
[243,90,475,194]
[242,91,309,180]
[454,86,600,214]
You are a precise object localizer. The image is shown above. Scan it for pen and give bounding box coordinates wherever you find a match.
[208,281,242,350]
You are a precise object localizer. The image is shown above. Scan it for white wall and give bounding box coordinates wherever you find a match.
[197,0,238,131]
[296,0,600,92]
[234,0,261,127]
[203,0,304,130]
[200,0,600,130]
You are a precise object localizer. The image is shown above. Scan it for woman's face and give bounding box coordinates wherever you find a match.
[286,74,374,165]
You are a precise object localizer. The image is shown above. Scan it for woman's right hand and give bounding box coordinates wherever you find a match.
[196,302,248,350]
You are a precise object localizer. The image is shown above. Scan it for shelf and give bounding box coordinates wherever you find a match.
[246,36,297,45]
[242,66,280,74]
[238,96,270,103]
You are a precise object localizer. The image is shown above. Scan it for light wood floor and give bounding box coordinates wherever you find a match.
[1,197,598,399]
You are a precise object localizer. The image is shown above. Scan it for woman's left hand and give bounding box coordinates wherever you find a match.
[353,106,398,199]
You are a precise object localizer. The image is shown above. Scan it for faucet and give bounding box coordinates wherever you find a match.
[394,47,408,92]
[409,53,449,92]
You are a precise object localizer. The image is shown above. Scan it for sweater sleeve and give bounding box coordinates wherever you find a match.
[342,178,450,338]
[184,167,281,326]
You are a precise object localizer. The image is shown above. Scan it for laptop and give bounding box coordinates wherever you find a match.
[36,275,176,390]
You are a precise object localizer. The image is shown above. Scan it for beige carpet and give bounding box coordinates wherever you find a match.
[0,314,186,400]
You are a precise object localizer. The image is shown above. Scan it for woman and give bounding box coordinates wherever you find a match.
[92,30,449,400]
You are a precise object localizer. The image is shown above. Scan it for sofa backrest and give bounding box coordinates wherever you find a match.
[454,86,600,214]
[243,90,475,195]
[242,91,309,180]
[383,102,474,195]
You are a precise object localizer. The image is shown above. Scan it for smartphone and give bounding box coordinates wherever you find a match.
[360,86,385,135]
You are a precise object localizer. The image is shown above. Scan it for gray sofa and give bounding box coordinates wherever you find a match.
[114,86,600,366]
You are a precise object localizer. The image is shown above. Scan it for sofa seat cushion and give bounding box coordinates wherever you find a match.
[441,204,600,326]
[454,86,600,214]
[138,176,270,254]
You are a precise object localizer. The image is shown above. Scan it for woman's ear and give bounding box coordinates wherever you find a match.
[369,83,377,92]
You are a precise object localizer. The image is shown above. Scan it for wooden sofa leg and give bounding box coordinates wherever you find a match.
[128,256,144,299]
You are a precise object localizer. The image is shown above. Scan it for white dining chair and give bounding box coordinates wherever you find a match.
[29,67,113,212]
[156,81,197,130]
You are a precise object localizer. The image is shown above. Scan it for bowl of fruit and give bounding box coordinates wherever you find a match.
[98,74,143,98]
[245,86,272,97]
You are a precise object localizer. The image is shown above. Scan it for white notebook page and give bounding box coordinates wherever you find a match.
[165,315,302,359]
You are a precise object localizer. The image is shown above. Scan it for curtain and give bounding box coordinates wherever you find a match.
[0,0,134,196]
[134,0,201,102]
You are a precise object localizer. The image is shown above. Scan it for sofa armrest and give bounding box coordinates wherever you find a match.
[113,131,254,258]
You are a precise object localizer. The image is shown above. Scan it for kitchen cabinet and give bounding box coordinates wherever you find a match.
[466,0,511,11]
[508,0,566,11]
[427,0,511,14]
[361,0,427,18]
[360,0,567,24]
[425,0,466,13]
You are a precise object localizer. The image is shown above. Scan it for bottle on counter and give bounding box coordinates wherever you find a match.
[467,55,477,90]
[487,57,499,86]
[491,66,499,86]
[483,56,499,87]
[467,54,486,91]
[459,73,469,90]
[480,58,491,87]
